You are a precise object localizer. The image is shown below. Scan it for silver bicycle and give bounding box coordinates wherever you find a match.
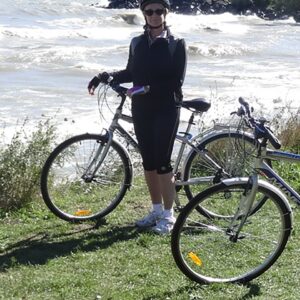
[40,84,261,222]
[171,97,295,284]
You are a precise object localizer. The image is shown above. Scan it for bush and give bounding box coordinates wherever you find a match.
[0,119,57,211]
[271,106,300,193]
[272,107,300,153]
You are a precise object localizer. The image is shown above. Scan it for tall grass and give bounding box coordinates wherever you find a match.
[0,119,57,212]
[277,107,300,154]
[271,107,300,193]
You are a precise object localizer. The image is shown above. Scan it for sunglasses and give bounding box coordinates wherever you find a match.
[144,9,165,16]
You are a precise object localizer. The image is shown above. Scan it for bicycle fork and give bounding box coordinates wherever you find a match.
[81,130,113,182]
[227,174,259,242]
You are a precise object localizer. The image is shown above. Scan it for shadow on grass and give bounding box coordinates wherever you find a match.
[0,222,140,272]
[142,283,204,300]
[142,281,261,299]
[241,283,261,299]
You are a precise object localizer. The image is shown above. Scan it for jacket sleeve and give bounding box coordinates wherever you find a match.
[173,38,187,101]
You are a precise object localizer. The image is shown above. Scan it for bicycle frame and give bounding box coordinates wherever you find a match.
[222,134,300,241]
[87,85,228,189]
[224,146,300,241]
[258,148,300,204]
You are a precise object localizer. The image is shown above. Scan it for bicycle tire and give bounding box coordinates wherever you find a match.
[183,131,270,216]
[41,133,132,222]
[171,180,292,284]
[184,131,257,198]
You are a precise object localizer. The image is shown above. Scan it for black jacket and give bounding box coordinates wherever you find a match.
[111,28,187,110]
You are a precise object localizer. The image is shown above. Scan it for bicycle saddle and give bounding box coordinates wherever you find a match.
[182,98,211,112]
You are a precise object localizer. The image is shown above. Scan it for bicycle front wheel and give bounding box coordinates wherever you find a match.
[41,133,132,222]
[171,181,292,284]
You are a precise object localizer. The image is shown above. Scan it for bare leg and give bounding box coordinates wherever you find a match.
[151,171,176,234]
[144,170,162,205]
[158,171,175,210]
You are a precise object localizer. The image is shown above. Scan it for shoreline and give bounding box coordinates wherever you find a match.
[96,0,300,22]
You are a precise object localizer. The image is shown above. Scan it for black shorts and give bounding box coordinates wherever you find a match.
[132,104,180,174]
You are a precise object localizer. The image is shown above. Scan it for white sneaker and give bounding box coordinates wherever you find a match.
[135,210,162,228]
[152,216,176,235]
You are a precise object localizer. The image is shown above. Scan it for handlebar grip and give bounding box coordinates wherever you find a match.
[110,82,128,95]
[238,97,249,107]
[266,127,281,149]
[128,85,150,96]
[238,97,251,117]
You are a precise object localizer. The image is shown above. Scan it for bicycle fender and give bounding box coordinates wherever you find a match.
[220,177,292,212]
[181,129,255,176]
[191,128,254,144]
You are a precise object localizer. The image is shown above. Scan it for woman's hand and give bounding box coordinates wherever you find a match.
[87,72,110,95]
[87,76,100,95]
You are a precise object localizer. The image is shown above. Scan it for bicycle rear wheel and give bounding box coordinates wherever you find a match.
[184,131,258,199]
[172,181,292,284]
[41,133,132,222]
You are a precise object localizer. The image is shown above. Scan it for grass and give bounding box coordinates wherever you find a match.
[0,107,300,299]
[0,177,300,300]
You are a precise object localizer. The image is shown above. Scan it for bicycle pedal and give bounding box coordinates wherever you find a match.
[174,206,184,213]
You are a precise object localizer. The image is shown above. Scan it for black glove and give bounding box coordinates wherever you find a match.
[87,76,100,92]
[87,72,110,94]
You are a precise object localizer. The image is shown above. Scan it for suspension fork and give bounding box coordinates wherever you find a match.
[81,129,114,182]
[227,174,259,242]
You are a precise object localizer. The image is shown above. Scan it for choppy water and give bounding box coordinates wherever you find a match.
[0,0,299,141]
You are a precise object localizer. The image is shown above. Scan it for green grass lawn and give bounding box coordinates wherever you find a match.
[0,179,300,300]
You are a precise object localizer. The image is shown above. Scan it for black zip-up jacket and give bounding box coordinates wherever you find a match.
[111,28,187,112]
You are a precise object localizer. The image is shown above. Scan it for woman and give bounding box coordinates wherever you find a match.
[88,0,187,234]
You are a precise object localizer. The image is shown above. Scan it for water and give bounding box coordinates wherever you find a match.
[0,0,299,142]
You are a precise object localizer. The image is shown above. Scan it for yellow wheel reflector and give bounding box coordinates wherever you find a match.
[74,209,92,216]
[188,252,202,267]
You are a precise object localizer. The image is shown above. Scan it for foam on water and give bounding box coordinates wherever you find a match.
[0,1,299,142]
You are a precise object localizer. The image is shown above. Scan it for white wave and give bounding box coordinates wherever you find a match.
[168,12,250,36]
[0,26,135,47]
[91,0,110,8]
[117,13,144,26]
[0,1,299,143]
[1,43,129,71]
[187,42,253,57]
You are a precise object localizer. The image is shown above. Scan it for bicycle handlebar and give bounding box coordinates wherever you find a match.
[236,97,281,149]
[106,80,150,98]
[98,80,150,112]
[238,97,251,118]
[109,82,128,96]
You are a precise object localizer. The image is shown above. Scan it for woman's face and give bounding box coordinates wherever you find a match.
[143,3,167,28]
